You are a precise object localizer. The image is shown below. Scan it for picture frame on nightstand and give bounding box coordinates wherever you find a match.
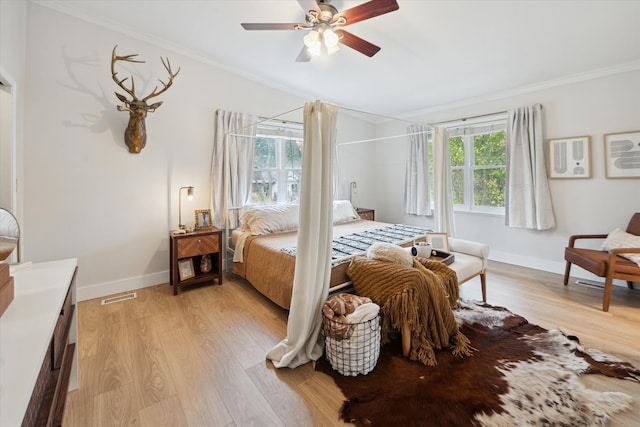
[178,258,195,281]
[195,209,213,229]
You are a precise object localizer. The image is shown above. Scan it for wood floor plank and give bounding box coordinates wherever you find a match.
[92,383,138,426]
[158,326,234,426]
[126,315,178,409]
[138,395,189,427]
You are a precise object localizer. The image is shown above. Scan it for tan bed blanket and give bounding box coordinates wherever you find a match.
[346,256,473,366]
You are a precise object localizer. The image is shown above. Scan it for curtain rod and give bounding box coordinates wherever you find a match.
[337,129,430,147]
[325,102,430,127]
[431,104,543,126]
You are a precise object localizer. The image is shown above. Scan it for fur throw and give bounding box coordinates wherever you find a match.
[367,242,413,267]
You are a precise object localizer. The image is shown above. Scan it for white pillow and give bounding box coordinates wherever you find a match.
[240,204,299,235]
[333,200,359,224]
[602,228,640,267]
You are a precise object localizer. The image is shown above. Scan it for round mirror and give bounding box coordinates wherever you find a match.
[0,208,20,261]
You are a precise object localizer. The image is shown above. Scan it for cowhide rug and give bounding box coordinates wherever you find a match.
[316,300,640,426]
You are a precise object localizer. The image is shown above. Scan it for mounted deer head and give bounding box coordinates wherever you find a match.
[111,45,180,153]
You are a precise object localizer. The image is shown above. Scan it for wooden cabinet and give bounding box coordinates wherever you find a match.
[170,228,222,295]
[0,259,78,427]
[356,208,375,221]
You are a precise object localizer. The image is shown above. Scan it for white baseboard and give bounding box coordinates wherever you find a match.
[76,270,169,302]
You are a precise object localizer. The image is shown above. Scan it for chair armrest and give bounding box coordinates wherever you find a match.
[567,234,608,247]
[608,247,640,269]
[449,238,489,260]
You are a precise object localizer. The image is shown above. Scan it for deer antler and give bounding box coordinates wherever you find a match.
[111,45,145,104]
[110,45,180,153]
[142,56,181,103]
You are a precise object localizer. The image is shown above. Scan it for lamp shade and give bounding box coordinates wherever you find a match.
[179,186,194,230]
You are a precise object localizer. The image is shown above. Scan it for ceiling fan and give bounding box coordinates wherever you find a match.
[241,0,399,61]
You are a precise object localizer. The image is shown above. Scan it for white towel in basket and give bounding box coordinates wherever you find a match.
[325,302,381,376]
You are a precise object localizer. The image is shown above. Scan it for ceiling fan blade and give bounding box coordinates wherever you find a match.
[336,30,381,57]
[241,23,305,31]
[296,46,312,62]
[297,0,320,16]
[334,0,399,26]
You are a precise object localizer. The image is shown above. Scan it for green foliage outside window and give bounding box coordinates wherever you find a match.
[449,130,506,210]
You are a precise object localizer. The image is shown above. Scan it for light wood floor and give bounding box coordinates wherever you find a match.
[63,261,640,426]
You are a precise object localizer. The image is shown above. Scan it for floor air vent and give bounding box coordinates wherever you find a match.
[575,280,604,289]
[101,292,137,305]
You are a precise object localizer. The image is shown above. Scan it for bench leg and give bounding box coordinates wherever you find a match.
[402,320,411,357]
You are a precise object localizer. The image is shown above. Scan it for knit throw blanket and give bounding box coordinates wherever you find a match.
[346,256,473,366]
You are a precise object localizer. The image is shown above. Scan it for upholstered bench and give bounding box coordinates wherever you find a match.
[448,238,490,302]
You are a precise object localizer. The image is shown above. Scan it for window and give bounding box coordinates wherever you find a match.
[251,121,303,204]
[449,123,506,214]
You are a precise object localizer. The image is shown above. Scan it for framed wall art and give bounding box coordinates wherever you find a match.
[604,130,640,178]
[426,232,449,252]
[548,136,591,178]
[194,209,212,229]
[178,258,195,281]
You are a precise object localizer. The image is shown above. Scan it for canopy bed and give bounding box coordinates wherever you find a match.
[229,201,433,309]
[214,100,487,368]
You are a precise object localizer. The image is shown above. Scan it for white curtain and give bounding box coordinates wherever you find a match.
[433,127,456,236]
[266,101,338,368]
[404,124,431,215]
[505,104,555,230]
[211,110,256,229]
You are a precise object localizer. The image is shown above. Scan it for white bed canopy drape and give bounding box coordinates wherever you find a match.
[433,127,456,236]
[505,104,555,230]
[211,110,256,229]
[266,101,338,368]
[404,124,431,216]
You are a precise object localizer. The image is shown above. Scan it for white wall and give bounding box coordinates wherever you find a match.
[368,69,640,283]
[0,0,27,237]
[21,3,373,300]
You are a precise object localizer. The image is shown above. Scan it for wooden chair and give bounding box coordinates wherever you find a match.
[563,212,640,311]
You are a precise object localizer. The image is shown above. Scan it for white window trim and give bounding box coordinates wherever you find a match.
[447,117,507,215]
[253,121,304,204]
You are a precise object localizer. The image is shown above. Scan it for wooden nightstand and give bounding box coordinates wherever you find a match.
[170,228,223,295]
[356,208,375,221]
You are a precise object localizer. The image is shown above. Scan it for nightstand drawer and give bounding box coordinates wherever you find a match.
[177,234,219,258]
[356,208,375,221]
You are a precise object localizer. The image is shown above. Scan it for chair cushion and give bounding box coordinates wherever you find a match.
[449,252,484,283]
[564,247,640,277]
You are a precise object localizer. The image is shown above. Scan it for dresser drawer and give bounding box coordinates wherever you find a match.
[51,284,73,370]
[177,233,219,258]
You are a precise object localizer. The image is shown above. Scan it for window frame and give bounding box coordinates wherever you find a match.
[251,120,304,204]
[447,119,507,215]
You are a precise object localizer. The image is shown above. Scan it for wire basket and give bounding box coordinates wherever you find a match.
[322,311,381,376]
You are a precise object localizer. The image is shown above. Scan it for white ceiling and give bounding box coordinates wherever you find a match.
[41,0,640,118]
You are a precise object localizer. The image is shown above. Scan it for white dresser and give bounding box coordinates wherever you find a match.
[0,258,78,427]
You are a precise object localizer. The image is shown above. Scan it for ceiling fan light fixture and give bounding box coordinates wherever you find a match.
[323,28,339,48]
[303,29,320,48]
[308,40,322,56]
[326,43,340,55]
